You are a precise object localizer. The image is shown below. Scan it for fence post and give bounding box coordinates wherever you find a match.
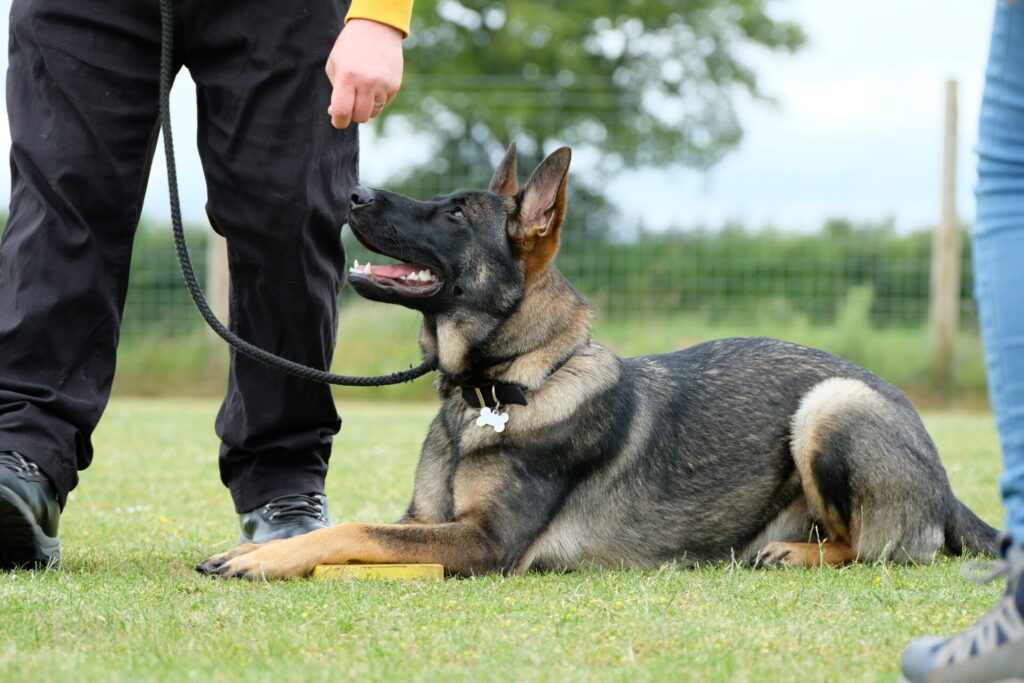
[929,79,960,395]
[207,232,230,336]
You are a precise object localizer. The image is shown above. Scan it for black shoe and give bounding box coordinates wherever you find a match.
[238,493,331,545]
[0,452,61,569]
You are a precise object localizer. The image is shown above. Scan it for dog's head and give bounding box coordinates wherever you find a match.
[346,143,571,317]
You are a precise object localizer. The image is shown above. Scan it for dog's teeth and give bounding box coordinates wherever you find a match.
[406,271,421,281]
[353,259,360,270]
[419,270,434,281]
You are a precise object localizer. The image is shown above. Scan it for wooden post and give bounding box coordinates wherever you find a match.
[929,79,960,394]
[206,232,230,336]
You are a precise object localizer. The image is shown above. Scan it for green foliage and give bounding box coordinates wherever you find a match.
[383,0,805,203]
[23,214,967,334]
[403,0,805,166]
[551,218,974,327]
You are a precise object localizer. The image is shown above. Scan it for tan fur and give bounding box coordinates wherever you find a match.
[418,320,438,364]
[456,401,503,453]
[408,419,454,524]
[515,380,665,572]
[755,540,853,568]
[518,231,560,278]
[205,454,521,578]
[512,148,570,277]
[435,317,471,375]
[499,287,593,388]
[790,377,885,543]
[515,512,590,574]
[509,344,620,433]
[451,455,511,522]
[739,495,814,562]
[204,521,488,579]
[488,143,519,195]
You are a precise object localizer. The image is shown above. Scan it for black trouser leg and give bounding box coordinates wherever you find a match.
[181,0,356,512]
[0,0,180,506]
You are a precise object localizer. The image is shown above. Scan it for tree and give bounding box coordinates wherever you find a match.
[377,0,805,238]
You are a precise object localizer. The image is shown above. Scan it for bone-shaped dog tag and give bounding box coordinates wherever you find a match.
[476,407,509,433]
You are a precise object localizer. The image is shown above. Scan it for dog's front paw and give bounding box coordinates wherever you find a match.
[196,542,270,575]
[198,539,319,581]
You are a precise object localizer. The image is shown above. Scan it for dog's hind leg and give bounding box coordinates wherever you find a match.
[786,377,949,565]
[744,493,852,568]
[754,539,853,568]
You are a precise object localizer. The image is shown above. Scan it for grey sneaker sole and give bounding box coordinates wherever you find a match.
[0,483,60,569]
[899,642,1024,683]
[900,676,1024,683]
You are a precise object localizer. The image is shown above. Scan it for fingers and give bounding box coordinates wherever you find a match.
[350,83,378,126]
[328,72,357,129]
[326,58,356,129]
[328,71,395,128]
[324,19,405,129]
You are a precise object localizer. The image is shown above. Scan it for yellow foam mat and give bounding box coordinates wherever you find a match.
[311,564,444,581]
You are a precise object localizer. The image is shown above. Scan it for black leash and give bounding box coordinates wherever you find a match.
[157,0,434,387]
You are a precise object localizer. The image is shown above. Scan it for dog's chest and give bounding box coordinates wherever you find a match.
[452,402,541,453]
[455,406,505,451]
[526,502,647,571]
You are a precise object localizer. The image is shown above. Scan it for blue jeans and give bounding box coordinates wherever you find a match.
[975,0,1024,545]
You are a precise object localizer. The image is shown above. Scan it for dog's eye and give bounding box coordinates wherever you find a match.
[448,207,465,220]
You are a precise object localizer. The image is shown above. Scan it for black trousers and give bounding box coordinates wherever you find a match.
[1,0,357,512]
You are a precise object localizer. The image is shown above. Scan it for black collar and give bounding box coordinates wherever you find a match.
[461,382,528,409]
[455,346,582,410]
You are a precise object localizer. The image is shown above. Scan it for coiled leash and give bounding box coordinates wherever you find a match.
[157,0,434,386]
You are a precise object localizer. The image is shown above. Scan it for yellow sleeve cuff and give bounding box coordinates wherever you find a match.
[345,0,414,38]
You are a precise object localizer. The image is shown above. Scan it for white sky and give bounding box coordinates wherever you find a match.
[0,1,995,233]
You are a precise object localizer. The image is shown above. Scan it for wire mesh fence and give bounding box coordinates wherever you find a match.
[3,77,973,342]
[120,227,213,339]
[116,221,970,341]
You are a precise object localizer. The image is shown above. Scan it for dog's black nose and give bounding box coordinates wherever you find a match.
[350,186,375,208]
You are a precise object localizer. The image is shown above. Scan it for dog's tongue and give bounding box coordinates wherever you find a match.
[369,263,418,278]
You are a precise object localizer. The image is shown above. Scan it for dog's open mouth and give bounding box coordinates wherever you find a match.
[347,259,443,297]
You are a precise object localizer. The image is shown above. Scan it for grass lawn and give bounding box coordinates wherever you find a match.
[0,399,1008,682]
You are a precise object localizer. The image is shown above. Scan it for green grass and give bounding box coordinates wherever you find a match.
[0,400,1008,681]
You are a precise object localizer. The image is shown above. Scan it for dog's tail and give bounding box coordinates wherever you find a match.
[944,497,1000,556]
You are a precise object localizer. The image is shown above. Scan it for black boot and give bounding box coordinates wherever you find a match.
[0,452,61,569]
[238,493,331,544]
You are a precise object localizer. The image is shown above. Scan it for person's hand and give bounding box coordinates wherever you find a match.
[325,19,404,129]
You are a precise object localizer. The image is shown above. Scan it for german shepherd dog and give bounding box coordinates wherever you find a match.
[197,144,998,579]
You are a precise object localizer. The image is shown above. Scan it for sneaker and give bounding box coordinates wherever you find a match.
[900,535,1024,683]
[237,492,331,544]
[0,451,61,569]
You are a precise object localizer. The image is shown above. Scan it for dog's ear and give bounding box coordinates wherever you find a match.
[511,147,571,277]
[489,142,518,195]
